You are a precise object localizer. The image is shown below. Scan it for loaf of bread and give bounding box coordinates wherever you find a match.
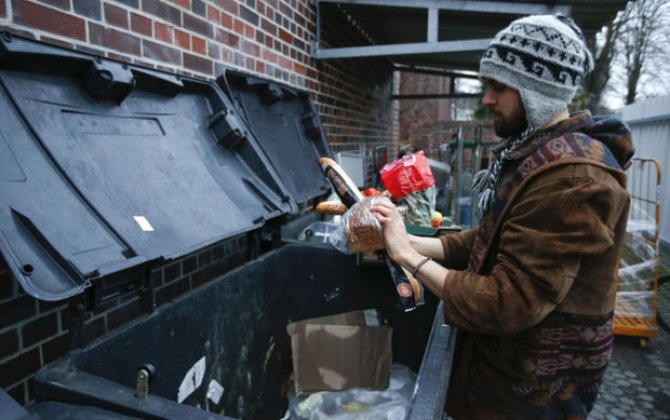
[345,198,385,253]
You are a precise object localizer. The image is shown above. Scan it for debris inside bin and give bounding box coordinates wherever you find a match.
[283,364,416,420]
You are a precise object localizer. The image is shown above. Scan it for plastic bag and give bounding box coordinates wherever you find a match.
[283,364,417,420]
[329,197,385,254]
[396,186,436,227]
[380,151,435,199]
[616,208,658,323]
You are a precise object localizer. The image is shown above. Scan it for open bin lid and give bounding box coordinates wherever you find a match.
[217,70,332,208]
[0,34,296,301]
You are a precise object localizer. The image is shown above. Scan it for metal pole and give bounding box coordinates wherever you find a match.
[455,125,464,225]
[471,125,482,226]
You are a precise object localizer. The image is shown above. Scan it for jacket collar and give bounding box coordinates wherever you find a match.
[492,110,593,162]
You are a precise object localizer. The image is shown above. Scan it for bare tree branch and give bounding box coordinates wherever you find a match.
[582,12,625,112]
[582,0,670,109]
[617,0,670,104]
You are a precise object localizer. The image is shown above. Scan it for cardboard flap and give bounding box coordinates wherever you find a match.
[286,309,380,335]
[290,324,391,393]
[287,309,391,393]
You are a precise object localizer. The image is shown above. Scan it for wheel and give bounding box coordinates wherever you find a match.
[639,338,648,349]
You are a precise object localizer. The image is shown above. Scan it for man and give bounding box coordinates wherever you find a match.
[373,14,634,419]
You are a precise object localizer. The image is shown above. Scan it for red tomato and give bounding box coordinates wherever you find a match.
[361,188,382,197]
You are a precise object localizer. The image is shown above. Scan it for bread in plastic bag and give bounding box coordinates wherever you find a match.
[329,196,385,254]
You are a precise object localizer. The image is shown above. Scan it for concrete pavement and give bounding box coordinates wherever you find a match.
[591,280,670,419]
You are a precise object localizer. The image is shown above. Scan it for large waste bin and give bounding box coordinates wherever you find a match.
[35,244,441,419]
[1,389,135,420]
[0,34,454,419]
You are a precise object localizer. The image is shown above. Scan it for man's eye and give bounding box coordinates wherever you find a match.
[492,83,507,92]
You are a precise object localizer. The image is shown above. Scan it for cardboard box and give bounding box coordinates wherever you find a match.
[286,309,392,394]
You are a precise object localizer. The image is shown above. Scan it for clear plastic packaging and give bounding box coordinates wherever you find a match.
[395,186,436,227]
[614,291,656,319]
[329,197,385,255]
[283,364,417,420]
[616,201,658,320]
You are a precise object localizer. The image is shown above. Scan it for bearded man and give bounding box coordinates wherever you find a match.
[373,14,634,419]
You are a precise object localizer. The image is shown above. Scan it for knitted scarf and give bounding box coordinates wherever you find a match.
[472,125,535,215]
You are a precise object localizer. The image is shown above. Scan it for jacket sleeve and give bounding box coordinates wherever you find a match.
[441,166,621,334]
[438,228,478,270]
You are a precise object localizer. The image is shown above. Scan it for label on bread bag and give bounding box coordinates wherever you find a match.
[320,157,363,208]
[323,165,361,208]
[384,257,424,312]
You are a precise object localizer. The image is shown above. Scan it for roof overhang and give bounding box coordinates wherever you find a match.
[313,0,628,72]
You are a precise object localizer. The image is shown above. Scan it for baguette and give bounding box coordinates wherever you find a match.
[315,201,347,215]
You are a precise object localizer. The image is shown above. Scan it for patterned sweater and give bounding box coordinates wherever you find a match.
[439,111,634,419]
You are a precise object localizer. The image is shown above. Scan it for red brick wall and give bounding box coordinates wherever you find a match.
[0,0,395,406]
[0,0,395,176]
[397,73,454,145]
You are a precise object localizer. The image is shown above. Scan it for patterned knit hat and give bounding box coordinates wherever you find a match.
[479,14,593,130]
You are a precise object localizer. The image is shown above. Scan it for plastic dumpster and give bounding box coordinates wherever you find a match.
[0,33,455,419]
[34,244,441,418]
[1,389,136,420]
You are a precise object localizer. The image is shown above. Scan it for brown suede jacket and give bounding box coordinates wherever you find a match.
[438,111,634,419]
[440,162,629,331]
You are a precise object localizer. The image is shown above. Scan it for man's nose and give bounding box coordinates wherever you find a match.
[481,89,496,107]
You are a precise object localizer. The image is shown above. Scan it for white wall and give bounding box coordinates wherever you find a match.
[621,96,670,244]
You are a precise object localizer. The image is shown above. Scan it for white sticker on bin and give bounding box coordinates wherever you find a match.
[364,309,380,326]
[177,356,206,403]
[133,215,154,232]
[206,379,225,405]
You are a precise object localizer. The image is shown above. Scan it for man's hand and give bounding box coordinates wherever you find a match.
[372,197,420,266]
[372,197,449,299]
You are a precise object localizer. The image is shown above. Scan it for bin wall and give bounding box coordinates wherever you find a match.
[0,0,396,405]
[0,234,251,405]
[49,245,436,418]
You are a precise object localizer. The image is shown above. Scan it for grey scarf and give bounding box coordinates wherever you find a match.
[472,126,535,215]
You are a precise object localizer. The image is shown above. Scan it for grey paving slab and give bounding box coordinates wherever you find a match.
[594,320,670,418]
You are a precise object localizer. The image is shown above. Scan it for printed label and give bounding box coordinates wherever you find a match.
[396,283,413,298]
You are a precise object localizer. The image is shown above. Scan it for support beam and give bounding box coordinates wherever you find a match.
[427,8,438,43]
[315,0,571,16]
[313,38,490,59]
[391,93,481,100]
[393,66,480,79]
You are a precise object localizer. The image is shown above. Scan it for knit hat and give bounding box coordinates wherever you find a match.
[479,14,593,130]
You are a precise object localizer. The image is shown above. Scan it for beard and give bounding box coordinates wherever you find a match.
[494,105,528,138]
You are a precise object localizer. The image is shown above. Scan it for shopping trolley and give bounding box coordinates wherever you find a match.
[614,157,662,348]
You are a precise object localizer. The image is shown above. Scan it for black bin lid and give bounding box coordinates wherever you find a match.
[217,70,332,208]
[0,34,296,300]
